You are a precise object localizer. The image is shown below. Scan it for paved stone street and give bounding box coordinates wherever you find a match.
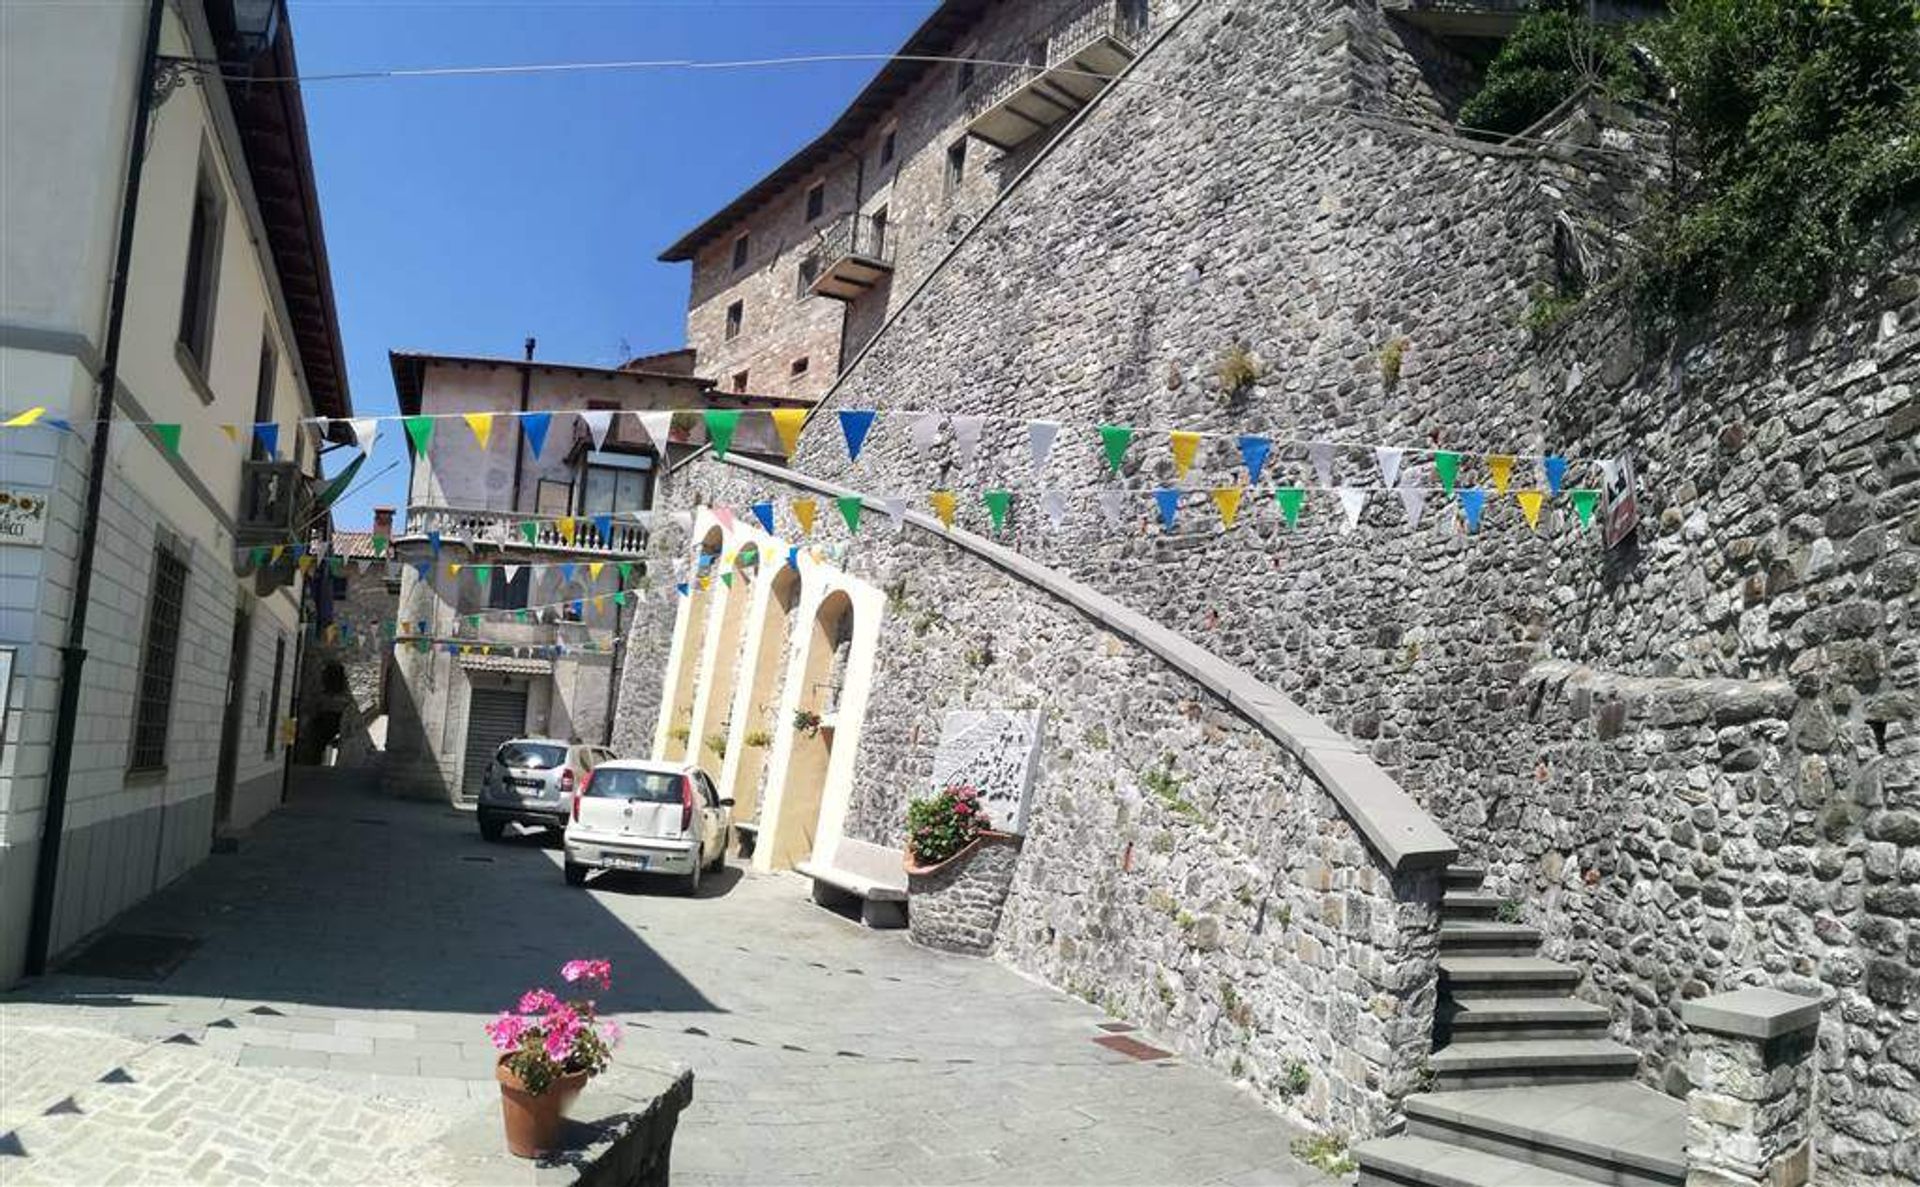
[1,771,1335,1185]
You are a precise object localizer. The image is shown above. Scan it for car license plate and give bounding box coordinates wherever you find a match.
[508,777,544,791]
[603,854,648,871]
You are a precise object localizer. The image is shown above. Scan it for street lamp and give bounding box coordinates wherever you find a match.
[153,0,284,106]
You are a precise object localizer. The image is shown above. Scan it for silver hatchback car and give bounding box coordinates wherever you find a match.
[476,738,616,842]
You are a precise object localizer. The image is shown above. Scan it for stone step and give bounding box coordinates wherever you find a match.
[1354,1133,1600,1186]
[1429,1038,1641,1089]
[1405,1081,1686,1187]
[1441,890,1507,919]
[1443,865,1486,890]
[1439,956,1580,1000]
[1439,921,1542,957]
[1441,996,1614,1043]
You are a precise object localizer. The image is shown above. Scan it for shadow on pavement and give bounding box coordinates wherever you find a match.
[10,767,721,1019]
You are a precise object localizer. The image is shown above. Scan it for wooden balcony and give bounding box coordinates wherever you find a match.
[964,0,1144,151]
[397,505,651,556]
[807,213,896,302]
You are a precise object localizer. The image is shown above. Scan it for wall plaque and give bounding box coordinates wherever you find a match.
[0,488,48,546]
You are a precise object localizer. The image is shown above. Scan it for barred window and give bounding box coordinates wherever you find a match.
[131,536,190,770]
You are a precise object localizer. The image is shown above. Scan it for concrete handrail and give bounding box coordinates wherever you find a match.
[711,453,1459,873]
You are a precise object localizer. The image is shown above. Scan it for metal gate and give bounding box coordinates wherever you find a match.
[461,687,528,801]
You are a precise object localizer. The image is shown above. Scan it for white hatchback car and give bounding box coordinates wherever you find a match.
[563,760,732,894]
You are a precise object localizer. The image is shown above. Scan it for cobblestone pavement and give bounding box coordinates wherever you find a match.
[2,770,1335,1186]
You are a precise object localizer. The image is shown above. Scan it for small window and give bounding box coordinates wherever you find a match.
[536,478,573,516]
[724,300,743,341]
[945,139,967,197]
[796,254,820,297]
[587,767,683,802]
[790,357,809,377]
[178,159,225,373]
[956,56,975,94]
[131,533,191,770]
[731,371,749,394]
[879,126,897,167]
[251,333,277,461]
[498,741,566,771]
[264,634,285,757]
[804,182,825,222]
[731,233,750,271]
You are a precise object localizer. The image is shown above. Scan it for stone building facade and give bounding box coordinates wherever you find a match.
[659,0,1165,402]
[617,0,1917,1179]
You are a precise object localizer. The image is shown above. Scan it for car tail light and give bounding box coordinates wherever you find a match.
[560,768,576,796]
[571,790,582,823]
[680,776,695,834]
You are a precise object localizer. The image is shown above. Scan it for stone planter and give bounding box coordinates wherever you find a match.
[905,831,1022,955]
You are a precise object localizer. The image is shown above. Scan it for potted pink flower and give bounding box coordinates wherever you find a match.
[484,958,621,1157]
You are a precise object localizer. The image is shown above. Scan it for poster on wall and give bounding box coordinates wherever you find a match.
[0,488,48,546]
[1603,454,1638,550]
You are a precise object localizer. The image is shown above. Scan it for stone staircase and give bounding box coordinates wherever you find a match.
[1354,865,1687,1187]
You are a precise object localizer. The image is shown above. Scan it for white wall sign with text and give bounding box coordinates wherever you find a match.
[0,489,48,546]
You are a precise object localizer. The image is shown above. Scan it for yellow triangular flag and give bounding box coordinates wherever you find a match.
[699,575,711,591]
[792,499,816,536]
[219,423,240,444]
[1488,454,1514,494]
[2,407,45,427]
[464,412,494,451]
[1209,486,1244,529]
[270,545,285,562]
[929,490,957,528]
[588,562,604,581]
[770,408,808,456]
[298,555,316,574]
[557,516,576,542]
[1516,489,1545,530]
[594,596,607,611]
[449,563,462,576]
[1169,430,1203,478]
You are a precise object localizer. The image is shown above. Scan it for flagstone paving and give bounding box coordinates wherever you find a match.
[2,771,1335,1185]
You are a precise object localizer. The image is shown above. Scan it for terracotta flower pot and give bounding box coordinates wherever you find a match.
[496,1057,591,1158]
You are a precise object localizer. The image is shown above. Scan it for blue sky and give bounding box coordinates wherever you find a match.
[294,0,935,523]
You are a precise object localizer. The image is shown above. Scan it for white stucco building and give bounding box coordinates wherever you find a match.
[0,0,351,983]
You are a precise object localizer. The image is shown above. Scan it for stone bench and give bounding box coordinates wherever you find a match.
[795,838,908,928]
[732,820,758,859]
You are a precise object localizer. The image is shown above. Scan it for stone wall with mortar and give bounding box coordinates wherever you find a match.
[907,834,1022,956]
[625,0,1917,1173]
[617,459,1445,1139]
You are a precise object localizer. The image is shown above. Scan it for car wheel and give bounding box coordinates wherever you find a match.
[478,815,505,843]
[706,830,729,873]
[564,859,588,887]
[680,857,702,897]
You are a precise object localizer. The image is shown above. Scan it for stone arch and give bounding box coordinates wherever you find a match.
[686,543,758,774]
[715,563,801,829]
[656,525,724,760]
[762,589,854,871]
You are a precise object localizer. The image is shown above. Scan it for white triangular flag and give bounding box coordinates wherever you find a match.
[636,411,673,449]
[1600,458,1620,488]
[350,417,380,455]
[1398,485,1426,528]
[107,419,138,464]
[311,541,329,560]
[504,564,521,585]
[952,415,985,469]
[884,496,907,532]
[1097,490,1130,526]
[909,413,943,451]
[1309,441,1337,488]
[355,556,373,573]
[579,410,613,450]
[1040,489,1068,529]
[1028,421,1061,471]
[1374,446,1402,489]
[1337,487,1367,533]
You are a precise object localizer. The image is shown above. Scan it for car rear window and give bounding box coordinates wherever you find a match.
[498,742,566,770]
[587,768,684,802]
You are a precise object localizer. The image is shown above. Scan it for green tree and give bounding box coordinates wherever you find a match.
[1458,9,1644,137]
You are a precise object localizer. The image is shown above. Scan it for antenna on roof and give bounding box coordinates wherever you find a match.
[524,336,536,361]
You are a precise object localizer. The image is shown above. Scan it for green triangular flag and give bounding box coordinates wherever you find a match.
[618,562,633,584]
[330,556,345,575]
[720,572,734,588]
[471,565,492,586]
[371,535,387,556]
[1569,488,1599,528]
[1433,450,1460,497]
[1098,424,1134,473]
[466,615,480,629]
[704,409,742,459]
[613,591,628,607]
[983,489,1011,531]
[151,423,182,455]
[519,521,539,545]
[249,545,266,566]
[1274,487,1304,527]
[836,495,863,533]
[514,609,529,624]
[403,415,435,455]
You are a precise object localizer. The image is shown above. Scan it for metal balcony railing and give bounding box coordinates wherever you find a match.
[236,459,314,545]
[963,0,1147,133]
[399,505,651,555]
[807,213,897,301]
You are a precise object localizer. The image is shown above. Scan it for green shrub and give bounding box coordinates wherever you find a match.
[1458,9,1643,137]
[1377,337,1408,390]
[1290,1134,1355,1176]
[703,732,728,759]
[1215,343,1261,397]
[743,728,773,749]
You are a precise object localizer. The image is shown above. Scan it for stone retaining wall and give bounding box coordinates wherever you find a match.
[908,834,1022,956]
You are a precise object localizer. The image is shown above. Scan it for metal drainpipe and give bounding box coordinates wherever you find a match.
[25,0,168,977]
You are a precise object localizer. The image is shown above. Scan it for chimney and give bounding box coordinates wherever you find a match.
[524,336,536,361]
[372,506,395,538]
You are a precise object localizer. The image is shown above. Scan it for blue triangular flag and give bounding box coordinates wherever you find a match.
[1541,455,1568,496]
[427,531,441,554]
[1460,488,1488,532]
[1153,489,1180,530]
[592,514,612,543]
[751,502,775,533]
[558,563,575,582]
[253,423,279,458]
[414,562,430,578]
[838,409,877,462]
[1237,435,1273,484]
[571,600,585,616]
[675,583,690,597]
[522,411,552,459]
[786,547,800,569]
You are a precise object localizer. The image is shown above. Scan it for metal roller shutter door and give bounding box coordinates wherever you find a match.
[462,687,529,800]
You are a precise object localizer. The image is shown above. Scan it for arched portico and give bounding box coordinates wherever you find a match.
[686,543,757,776]
[715,561,800,831]
[655,525,724,760]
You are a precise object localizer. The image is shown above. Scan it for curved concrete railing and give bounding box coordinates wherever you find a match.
[714,453,1459,872]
